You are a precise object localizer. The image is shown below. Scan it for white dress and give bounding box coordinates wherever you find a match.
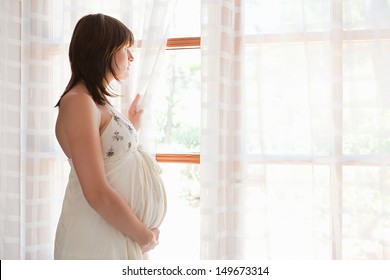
[54,106,167,259]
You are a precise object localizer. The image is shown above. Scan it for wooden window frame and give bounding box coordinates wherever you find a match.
[155,36,201,165]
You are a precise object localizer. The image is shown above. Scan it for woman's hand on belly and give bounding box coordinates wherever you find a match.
[141,227,160,253]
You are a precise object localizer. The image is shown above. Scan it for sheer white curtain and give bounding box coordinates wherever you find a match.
[0,0,175,260]
[200,0,244,259]
[0,0,66,259]
[200,0,390,259]
[129,0,177,153]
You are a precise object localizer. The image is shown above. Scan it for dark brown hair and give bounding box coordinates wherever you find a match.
[55,14,134,107]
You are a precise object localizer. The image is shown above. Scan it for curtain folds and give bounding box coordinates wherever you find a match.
[200,0,245,259]
[1,0,65,259]
[132,0,178,153]
[200,0,390,259]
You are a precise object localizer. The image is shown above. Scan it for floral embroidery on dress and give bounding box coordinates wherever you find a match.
[113,131,124,141]
[113,114,122,126]
[101,106,138,159]
[106,146,115,157]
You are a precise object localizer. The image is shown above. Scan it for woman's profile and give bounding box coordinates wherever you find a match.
[54,13,166,259]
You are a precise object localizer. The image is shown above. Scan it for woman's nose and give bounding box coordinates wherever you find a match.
[128,51,134,61]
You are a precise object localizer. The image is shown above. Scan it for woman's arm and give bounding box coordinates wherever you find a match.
[57,92,156,248]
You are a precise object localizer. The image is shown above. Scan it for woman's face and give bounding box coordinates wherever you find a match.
[110,44,134,81]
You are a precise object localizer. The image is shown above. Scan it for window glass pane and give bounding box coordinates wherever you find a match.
[244,43,332,155]
[343,41,390,155]
[149,163,200,260]
[244,0,331,34]
[343,0,390,30]
[342,166,390,259]
[168,0,201,37]
[260,164,330,258]
[152,49,201,153]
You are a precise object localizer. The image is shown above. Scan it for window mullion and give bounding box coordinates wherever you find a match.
[330,0,343,260]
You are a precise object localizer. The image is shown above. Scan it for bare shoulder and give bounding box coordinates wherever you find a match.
[58,86,99,121]
[55,85,102,158]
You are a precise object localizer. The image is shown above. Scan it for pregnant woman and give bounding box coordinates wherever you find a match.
[54,13,166,259]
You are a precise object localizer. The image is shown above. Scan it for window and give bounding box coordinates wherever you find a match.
[241,0,390,259]
[148,0,201,259]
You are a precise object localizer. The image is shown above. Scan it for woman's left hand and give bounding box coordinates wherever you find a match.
[141,228,160,253]
[128,93,144,130]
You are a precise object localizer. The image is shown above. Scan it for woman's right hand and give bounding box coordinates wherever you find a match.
[141,228,160,253]
[128,93,144,130]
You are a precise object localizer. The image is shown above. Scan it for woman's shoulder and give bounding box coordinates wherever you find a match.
[60,85,94,106]
[59,85,100,118]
